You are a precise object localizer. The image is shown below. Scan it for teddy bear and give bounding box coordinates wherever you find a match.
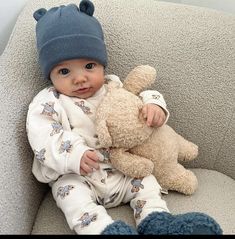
[95,65,199,195]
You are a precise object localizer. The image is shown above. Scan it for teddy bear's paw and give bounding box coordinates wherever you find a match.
[176,170,198,195]
[159,168,198,195]
[178,142,199,162]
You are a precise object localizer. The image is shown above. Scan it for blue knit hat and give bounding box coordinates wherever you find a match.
[33,0,107,79]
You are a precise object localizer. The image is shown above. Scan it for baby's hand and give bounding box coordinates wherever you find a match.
[80,150,100,175]
[141,103,166,127]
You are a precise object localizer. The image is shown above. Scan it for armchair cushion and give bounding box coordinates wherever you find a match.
[31,169,235,234]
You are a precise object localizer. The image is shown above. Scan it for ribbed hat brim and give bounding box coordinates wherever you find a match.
[39,34,107,79]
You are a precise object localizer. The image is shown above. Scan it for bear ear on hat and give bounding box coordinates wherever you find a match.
[79,0,94,16]
[33,8,47,21]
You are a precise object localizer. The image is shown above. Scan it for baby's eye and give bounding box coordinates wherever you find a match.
[85,63,96,70]
[59,68,70,75]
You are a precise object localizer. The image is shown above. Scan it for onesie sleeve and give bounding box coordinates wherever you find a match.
[139,90,170,124]
[26,88,92,183]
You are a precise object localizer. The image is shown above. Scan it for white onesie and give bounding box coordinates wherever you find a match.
[26,75,169,234]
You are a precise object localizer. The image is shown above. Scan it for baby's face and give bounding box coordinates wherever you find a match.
[50,58,105,99]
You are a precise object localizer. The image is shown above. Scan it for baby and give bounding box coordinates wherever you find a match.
[26,0,222,235]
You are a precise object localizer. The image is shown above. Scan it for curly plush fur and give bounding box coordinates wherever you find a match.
[95,65,199,195]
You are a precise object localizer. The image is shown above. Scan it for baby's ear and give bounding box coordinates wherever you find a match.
[33,8,47,21]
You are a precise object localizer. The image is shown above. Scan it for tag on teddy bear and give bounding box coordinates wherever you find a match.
[95,148,110,163]
[160,188,169,195]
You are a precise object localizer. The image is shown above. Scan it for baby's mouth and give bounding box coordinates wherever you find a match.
[74,87,90,93]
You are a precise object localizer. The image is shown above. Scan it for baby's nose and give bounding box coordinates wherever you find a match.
[73,72,87,84]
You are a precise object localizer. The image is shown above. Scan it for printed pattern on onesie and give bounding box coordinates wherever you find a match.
[76,212,98,228]
[33,87,73,167]
[131,178,147,220]
[33,87,72,168]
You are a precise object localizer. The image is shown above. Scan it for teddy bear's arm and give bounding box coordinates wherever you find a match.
[110,148,154,178]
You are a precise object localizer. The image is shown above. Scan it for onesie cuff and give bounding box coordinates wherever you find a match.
[140,90,170,124]
[67,144,93,175]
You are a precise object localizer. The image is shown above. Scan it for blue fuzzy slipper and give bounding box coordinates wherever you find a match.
[137,211,223,235]
[101,220,138,235]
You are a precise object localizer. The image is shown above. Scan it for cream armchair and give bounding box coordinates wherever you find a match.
[0,0,234,234]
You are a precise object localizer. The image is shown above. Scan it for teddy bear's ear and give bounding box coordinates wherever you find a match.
[123,65,156,95]
[96,120,113,148]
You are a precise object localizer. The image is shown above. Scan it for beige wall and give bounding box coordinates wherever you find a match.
[0,0,29,55]
[0,0,234,55]
[158,0,235,14]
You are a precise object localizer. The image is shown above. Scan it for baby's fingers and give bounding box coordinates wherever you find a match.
[80,168,87,176]
[86,150,100,162]
[86,157,100,171]
[141,105,148,119]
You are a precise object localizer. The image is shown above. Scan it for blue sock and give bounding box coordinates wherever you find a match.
[137,211,223,235]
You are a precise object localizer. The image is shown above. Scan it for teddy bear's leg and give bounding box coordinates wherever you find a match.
[176,134,199,162]
[110,148,154,178]
[154,163,198,195]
